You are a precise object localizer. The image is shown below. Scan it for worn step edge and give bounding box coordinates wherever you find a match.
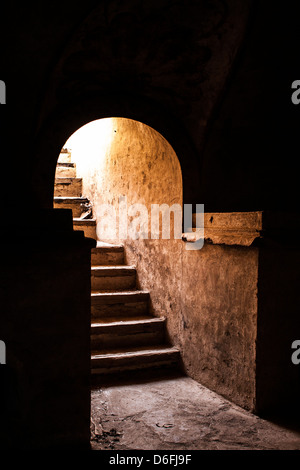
[91,314,153,324]
[93,241,124,252]
[73,218,96,225]
[91,346,180,373]
[92,345,178,356]
[54,197,89,203]
[56,162,76,168]
[91,316,165,331]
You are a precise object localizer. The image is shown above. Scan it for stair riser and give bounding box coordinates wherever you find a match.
[91,327,165,349]
[74,223,97,240]
[91,300,149,319]
[91,250,124,266]
[58,152,71,163]
[91,352,180,375]
[91,273,136,291]
[54,179,82,197]
[55,166,76,178]
[54,200,90,218]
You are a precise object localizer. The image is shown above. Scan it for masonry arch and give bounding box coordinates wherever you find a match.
[31,93,201,212]
[57,117,183,244]
[52,115,188,396]
[52,114,190,373]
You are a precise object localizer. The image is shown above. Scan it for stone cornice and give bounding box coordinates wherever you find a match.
[182,211,297,247]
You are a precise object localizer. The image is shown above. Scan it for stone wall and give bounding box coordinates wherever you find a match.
[0,210,95,449]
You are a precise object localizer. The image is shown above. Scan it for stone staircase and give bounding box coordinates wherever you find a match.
[54,149,182,381]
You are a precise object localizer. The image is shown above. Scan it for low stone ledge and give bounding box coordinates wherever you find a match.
[182,211,262,246]
[183,211,300,246]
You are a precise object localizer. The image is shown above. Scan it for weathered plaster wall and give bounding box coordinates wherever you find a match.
[180,244,258,410]
[125,240,258,411]
[69,118,258,411]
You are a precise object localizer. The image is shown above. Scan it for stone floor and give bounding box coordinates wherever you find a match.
[90,374,300,451]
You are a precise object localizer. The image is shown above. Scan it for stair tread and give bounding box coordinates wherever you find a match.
[91,316,165,328]
[56,162,75,167]
[73,218,96,224]
[54,196,89,202]
[92,265,135,270]
[91,289,137,293]
[91,345,179,359]
[91,290,149,298]
[95,241,124,249]
[91,314,153,324]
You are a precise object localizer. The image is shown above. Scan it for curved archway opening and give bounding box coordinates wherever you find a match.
[32,93,201,212]
[54,117,183,246]
[53,117,187,399]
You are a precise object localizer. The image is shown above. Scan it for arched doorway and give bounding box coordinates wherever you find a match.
[31,94,201,214]
[55,117,183,243]
[53,116,186,388]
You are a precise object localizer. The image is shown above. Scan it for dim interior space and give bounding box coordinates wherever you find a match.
[1,0,300,451]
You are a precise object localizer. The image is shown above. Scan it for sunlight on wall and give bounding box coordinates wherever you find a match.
[65,118,115,177]
[63,117,183,243]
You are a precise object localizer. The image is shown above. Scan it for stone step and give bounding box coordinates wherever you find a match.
[91,345,181,375]
[91,290,149,318]
[91,266,136,291]
[91,317,166,350]
[73,218,97,239]
[57,151,71,163]
[56,162,75,167]
[54,177,82,197]
[55,163,76,178]
[54,197,91,218]
[91,242,124,266]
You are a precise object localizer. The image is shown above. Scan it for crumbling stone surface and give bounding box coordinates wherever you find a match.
[91,377,300,450]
